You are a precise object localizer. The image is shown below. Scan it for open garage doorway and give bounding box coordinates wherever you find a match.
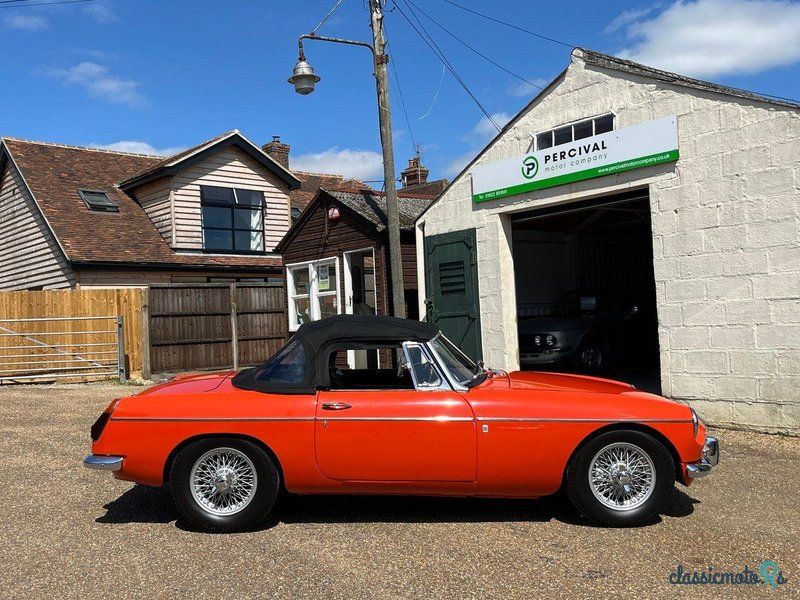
[511,189,661,393]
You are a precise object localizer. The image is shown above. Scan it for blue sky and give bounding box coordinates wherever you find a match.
[2,0,800,183]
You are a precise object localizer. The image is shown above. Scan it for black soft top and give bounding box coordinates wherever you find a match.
[232,315,440,394]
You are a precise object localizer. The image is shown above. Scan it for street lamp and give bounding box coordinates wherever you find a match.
[288,0,406,319]
[287,51,320,96]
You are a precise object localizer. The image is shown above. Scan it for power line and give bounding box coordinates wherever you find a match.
[391,0,502,131]
[386,42,418,155]
[0,0,98,8]
[442,0,577,49]
[406,0,543,90]
[312,0,345,34]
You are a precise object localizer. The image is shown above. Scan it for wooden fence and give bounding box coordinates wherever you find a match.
[0,288,144,377]
[144,283,287,377]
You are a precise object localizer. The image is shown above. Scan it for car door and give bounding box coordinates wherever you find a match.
[314,345,477,482]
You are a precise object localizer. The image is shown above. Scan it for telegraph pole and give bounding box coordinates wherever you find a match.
[369,0,406,318]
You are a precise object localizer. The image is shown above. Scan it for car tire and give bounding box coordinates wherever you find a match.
[573,338,604,372]
[566,430,674,527]
[170,437,280,533]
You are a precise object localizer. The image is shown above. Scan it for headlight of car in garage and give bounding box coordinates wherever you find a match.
[691,408,699,437]
[534,335,541,346]
[546,334,556,346]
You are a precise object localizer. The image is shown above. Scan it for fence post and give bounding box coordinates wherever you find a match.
[230,283,238,371]
[140,287,151,380]
[116,315,127,383]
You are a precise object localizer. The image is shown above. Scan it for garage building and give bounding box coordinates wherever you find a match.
[416,48,800,434]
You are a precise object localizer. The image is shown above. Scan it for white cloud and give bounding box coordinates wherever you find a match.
[604,6,659,34]
[42,62,149,107]
[89,141,187,156]
[466,112,513,140]
[616,0,800,78]
[291,147,384,181]
[84,1,118,23]
[5,15,47,31]
[444,150,480,179]
[445,112,514,177]
[507,78,550,98]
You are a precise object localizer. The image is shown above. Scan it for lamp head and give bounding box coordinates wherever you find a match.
[288,58,320,95]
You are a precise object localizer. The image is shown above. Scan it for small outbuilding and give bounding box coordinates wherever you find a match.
[276,186,434,367]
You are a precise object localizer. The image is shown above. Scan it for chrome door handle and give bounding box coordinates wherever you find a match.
[321,401,352,411]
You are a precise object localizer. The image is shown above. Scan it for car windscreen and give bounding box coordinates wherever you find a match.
[554,290,612,317]
[429,334,479,386]
[251,338,306,383]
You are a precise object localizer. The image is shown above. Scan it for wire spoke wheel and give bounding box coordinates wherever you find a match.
[588,442,655,511]
[190,447,258,516]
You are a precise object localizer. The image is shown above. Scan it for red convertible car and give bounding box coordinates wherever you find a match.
[85,315,718,532]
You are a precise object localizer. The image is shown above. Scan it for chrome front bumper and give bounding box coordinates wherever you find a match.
[686,436,719,478]
[83,455,123,471]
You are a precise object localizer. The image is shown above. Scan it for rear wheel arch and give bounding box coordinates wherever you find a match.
[163,433,284,489]
[561,422,683,488]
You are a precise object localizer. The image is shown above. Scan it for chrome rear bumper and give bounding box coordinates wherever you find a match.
[83,455,123,471]
[686,436,719,478]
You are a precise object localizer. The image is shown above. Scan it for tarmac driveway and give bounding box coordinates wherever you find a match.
[1,383,798,599]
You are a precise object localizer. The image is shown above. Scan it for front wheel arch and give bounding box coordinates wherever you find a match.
[163,433,285,490]
[560,422,684,490]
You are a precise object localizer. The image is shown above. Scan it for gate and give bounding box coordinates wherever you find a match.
[0,316,125,383]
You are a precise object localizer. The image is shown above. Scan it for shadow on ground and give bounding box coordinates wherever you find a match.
[96,484,698,532]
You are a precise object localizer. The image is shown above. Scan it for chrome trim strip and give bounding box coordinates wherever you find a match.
[83,455,123,471]
[475,417,693,423]
[111,416,691,424]
[317,416,475,422]
[111,417,315,422]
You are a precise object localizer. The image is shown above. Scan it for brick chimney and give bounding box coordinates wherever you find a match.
[401,156,429,188]
[263,135,290,169]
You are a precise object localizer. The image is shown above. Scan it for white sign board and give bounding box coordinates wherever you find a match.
[472,116,679,203]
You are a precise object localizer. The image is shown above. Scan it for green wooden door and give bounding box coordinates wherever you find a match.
[424,229,482,361]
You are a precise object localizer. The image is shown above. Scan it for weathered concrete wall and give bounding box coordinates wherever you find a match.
[417,49,800,434]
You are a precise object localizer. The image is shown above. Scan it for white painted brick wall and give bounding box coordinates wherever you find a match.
[418,49,800,435]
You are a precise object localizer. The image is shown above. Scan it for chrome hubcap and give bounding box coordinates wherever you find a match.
[588,442,655,511]
[190,448,257,516]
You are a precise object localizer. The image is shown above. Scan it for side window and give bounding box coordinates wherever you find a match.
[327,345,413,390]
[403,343,443,389]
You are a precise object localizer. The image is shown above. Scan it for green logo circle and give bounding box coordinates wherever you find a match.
[521,155,539,180]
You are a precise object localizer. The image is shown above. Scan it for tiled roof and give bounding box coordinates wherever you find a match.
[1,138,281,269]
[290,171,366,210]
[325,188,435,231]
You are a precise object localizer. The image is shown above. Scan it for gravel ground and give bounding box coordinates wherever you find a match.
[1,382,798,599]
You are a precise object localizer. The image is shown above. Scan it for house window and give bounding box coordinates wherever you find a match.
[535,114,615,151]
[78,189,118,212]
[287,258,339,331]
[201,185,265,252]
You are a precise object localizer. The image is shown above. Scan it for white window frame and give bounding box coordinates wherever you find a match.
[533,113,615,151]
[286,257,341,332]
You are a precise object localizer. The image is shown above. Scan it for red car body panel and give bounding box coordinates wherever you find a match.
[91,369,705,497]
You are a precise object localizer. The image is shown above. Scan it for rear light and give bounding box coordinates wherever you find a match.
[91,399,120,442]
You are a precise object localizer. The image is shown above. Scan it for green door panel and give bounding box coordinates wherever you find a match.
[424,229,482,361]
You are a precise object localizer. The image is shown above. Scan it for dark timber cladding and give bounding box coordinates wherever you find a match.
[277,188,433,319]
